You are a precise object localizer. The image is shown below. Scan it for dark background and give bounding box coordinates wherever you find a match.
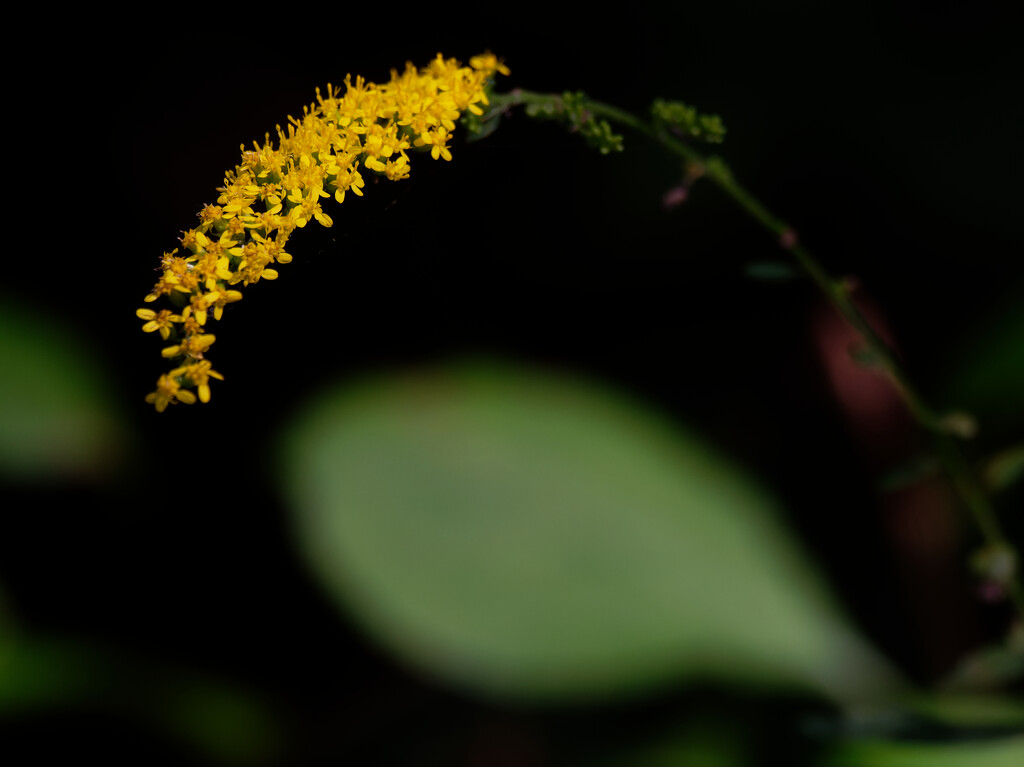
[2,1,1022,762]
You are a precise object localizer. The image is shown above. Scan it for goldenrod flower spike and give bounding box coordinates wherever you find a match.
[139,52,508,411]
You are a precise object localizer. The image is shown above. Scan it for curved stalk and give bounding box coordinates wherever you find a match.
[487,88,1024,621]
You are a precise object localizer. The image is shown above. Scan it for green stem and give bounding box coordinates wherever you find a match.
[487,89,1024,621]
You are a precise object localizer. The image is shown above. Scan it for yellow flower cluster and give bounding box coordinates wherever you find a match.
[139,52,509,412]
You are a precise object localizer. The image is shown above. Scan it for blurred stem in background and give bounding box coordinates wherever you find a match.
[485,88,1024,625]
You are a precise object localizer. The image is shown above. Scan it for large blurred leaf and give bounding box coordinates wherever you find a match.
[280,360,897,702]
[0,298,124,481]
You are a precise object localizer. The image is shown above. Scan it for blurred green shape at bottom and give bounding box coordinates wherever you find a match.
[0,637,283,765]
[280,360,898,703]
[824,735,1024,767]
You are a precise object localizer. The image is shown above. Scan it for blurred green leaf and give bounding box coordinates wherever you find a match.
[877,453,940,493]
[914,692,1024,729]
[823,734,1024,767]
[0,637,283,765]
[938,639,1024,694]
[280,360,898,702]
[982,445,1024,494]
[0,637,104,713]
[743,260,799,283]
[938,284,1024,436]
[0,584,14,640]
[0,297,125,481]
[153,672,285,765]
[591,715,750,767]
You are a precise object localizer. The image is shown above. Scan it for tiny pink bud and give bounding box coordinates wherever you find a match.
[978,581,1007,603]
[663,186,688,209]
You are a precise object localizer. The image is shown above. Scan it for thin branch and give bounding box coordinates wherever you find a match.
[487,88,1024,620]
